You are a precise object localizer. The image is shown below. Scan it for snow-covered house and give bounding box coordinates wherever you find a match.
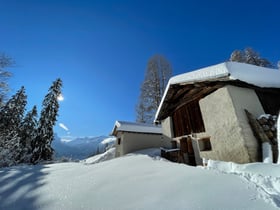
[155,62,280,164]
[111,121,170,157]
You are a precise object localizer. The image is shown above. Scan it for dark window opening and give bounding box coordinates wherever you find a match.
[172,100,205,137]
[198,137,212,151]
[256,90,280,115]
[117,138,121,145]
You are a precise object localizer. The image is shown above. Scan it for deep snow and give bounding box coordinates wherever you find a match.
[0,149,279,210]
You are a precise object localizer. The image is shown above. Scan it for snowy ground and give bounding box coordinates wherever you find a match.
[0,149,279,210]
[81,147,116,164]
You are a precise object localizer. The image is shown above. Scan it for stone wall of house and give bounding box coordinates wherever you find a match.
[257,114,278,162]
[199,85,264,163]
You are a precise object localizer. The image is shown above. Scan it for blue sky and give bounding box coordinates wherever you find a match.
[1,0,280,138]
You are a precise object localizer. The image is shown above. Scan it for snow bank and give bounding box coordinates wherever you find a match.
[207,160,280,207]
[131,148,161,157]
[96,137,115,154]
[0,154,278,210]
[100,137,116,145]
[82,148,116,164]
[83,148,161,165]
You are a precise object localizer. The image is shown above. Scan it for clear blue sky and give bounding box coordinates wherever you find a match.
[1,0,280,138]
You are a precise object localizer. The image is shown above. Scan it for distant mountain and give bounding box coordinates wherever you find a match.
[52,134,116,160]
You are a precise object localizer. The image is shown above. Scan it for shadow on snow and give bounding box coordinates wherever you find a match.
[0,164,50,210]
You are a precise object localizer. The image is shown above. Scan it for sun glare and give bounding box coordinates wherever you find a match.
[57,94,64,101]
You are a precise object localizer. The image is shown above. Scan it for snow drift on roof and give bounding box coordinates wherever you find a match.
[169,62,280,88]
[111,121,162,135]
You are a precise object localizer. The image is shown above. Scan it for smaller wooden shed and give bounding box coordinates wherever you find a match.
[111,121,168,157]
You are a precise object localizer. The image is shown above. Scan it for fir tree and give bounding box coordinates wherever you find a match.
[0,86,27,166]
[31,79,62,163]
[0,86,27,133]
[19,105,38,163]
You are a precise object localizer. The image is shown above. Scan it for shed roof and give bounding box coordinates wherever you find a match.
[111,121,162,136]
[155,62,280,121]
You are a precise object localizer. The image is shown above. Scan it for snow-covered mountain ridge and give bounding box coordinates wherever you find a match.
[52,134,115,160]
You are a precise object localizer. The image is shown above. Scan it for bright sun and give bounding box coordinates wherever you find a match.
[57,94,64,101]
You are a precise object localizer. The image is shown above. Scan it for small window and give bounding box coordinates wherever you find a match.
[117,138,121,145]
[198,137,212,151]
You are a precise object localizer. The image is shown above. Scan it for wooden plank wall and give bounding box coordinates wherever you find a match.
[172,100,205,137]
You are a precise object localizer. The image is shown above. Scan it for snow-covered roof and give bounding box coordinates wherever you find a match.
[170,61,280,88]
[155,62,280,121]
[111,121,162,136]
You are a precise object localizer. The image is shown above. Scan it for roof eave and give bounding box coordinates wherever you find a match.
[154,74,231,122]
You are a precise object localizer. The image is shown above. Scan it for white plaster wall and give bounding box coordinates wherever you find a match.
[161,117,174,138]
[228,85,265,162]
[117,132,169,156]
[161,117,174,149]
[199,85,264,163]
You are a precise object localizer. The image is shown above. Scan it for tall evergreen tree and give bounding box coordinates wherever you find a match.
[0,86,27,136]
[31,78,62,163]
[136,55,172,124]
[230,47,274,68]
[0,53,13,106]
[0,86,27,166]
[19,105,38,163]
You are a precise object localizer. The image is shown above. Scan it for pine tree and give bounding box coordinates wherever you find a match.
[19,105,38,163]
[0,131,21,167]
[0,86,27,133]
[31,78,62,163]
[0,86,27,166]
[136,55,172,123]
[230,47,274,68]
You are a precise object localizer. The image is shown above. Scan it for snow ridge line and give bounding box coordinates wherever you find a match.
[207,165,280,208]
[231,172,280,208]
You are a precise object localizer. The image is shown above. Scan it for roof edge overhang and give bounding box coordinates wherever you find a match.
[154,65,232,122]
[154,61,280,122]
[111,120,162,136]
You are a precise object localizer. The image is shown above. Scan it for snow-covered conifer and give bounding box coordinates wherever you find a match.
[229,47,273,68]
[0,86,27,133]
[0,86,27,166]
[19,105,38,163]
[32,79,62,163]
